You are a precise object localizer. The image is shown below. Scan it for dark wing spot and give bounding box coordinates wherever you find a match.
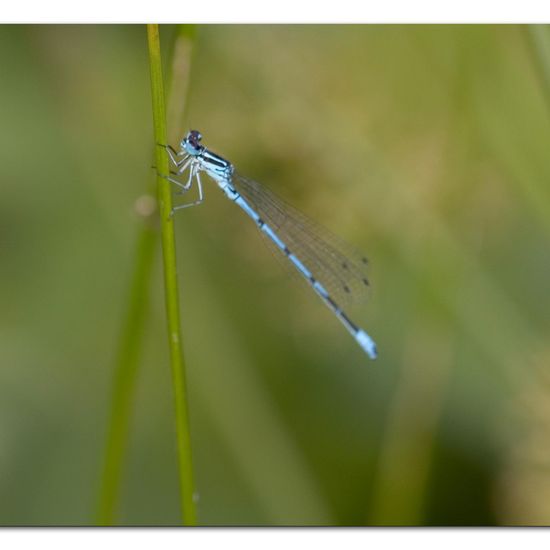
[343,285,351,294]
[362,278,369,286]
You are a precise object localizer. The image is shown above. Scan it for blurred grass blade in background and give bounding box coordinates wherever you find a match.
[525,25,550,115]
[96,207,157,526]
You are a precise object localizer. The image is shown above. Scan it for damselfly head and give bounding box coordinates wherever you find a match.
[183,130,204,156]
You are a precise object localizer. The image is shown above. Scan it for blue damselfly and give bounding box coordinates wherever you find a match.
[161,130,378,360]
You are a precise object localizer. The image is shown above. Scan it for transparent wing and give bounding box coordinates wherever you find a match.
[232,172,371,306]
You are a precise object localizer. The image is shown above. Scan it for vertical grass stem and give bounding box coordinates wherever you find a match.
[147,24,197,526]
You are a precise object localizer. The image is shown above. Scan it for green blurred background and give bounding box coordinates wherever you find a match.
[1,24,550,526]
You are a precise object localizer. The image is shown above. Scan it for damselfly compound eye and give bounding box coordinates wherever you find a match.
[183,130,204,156]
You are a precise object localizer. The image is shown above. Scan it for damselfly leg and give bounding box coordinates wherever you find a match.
[156,143,205,212]
[172,168,204,212]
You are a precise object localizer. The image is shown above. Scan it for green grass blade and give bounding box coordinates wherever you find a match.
[96,24,197,526]
[147,23,197,526]
[96,208,157,525]
[525,25,550,114]
[167,25,197,144]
